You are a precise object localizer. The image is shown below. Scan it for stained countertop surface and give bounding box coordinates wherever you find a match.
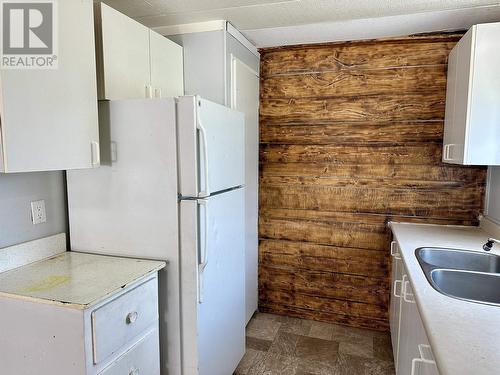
[390,222,499,375]
[0,251,165,309]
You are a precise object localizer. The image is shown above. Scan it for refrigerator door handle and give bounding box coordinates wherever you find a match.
[196,115,210,198]
[198,199,209,303]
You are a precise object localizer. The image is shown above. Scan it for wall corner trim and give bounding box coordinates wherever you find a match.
[226,22,260,57]
[480,216,500,238]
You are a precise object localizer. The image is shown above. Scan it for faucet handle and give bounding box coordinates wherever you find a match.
[483,238,500,251]
[483,241,494,251]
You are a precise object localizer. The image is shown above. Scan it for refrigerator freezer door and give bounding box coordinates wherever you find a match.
[179,188,246,375]
[177,96,245,198]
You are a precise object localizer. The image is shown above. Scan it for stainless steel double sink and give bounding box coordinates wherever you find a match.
[415,247,500,307]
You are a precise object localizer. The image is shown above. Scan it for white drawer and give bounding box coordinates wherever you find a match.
[92,278,158,364]
[99,329,160,375]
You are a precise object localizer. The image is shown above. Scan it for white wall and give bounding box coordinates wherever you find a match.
[486,167,500,223]
[0,172,67,248]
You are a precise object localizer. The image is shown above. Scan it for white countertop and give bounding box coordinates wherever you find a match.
[0,251,165,309]
[390,222,500,375]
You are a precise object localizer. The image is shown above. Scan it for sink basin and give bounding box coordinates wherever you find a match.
[416,247,500,273]
[431,269,500,306]
[415,247,500,306]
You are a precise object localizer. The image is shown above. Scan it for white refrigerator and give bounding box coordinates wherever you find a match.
[67,96,246,375]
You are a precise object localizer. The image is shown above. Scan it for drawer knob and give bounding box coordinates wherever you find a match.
[126,311,138,324]
[129,368,139,375]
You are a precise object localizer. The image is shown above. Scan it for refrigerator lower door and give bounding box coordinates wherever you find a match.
[179,188,246,375]
[177,96,245,198]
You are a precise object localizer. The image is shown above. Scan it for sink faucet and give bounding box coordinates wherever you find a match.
[483,238,500,251]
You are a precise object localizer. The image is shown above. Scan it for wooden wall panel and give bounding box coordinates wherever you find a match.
[261,93,446,123]
[258,33,487,331]
[261,66,447,99]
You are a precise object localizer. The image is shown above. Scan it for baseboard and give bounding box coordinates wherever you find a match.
[480,216,500,238]
[0,233,66,273]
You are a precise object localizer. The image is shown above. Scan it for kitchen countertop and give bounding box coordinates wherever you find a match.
[0,251,165,309]
[390,222,500,375]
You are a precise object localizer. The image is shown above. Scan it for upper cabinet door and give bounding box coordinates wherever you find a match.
[443,22,500,165]
[0,0,99,173]
[96,3,150,100]
[149,30,184,98]
[467,23,500,165]
[443,32,471,165]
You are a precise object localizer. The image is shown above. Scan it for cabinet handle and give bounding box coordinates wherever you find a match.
[443,144,457,161]
[91,141,100,167]
[110,141,117,163]
[393,279,402,298]
[126,311,138,324]
[390,241,401,259]
[145,85,153,98]
[411,345,436,375]
[129,368,139,375]
[443,144,450,161]
[411,357,436,375]
[403,280,415,304]
[418,344,435,362]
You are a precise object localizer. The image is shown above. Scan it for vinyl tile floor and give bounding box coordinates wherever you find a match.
[234,313,395,375]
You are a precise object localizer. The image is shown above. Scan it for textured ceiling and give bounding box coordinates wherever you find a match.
[102,0,499,30]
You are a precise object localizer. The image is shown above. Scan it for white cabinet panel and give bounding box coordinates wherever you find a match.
[149,30,184,98]
[397,274,420,374]
[231,57,260,323]
[92,278,158,364]
[0,0,99,172]
[95,4,184,101]
[96,3,150,100]
[443,22,500,165]
[443,33,470,164]
[389,241,403,367]
[99,329,160,375]
[396,263,440,375]
[467,23,500,165]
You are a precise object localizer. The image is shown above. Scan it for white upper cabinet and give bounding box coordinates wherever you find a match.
[0,0,99,173]
[149,30,184,99]
[95,3,150,100]
[443,22,500,166]
[95,3,184,100]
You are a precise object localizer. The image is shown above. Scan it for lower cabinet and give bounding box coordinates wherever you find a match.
[0,274,161,375]
[389,241,403,367]
[390,241,440,375]
[99,329,159,375]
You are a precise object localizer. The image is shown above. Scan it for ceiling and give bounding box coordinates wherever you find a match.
[101,0,500,47]
[103,0,499,31]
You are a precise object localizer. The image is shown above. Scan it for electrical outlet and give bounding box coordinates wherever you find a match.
[31,200,47,225]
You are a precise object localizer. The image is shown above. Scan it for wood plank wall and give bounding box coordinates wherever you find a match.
[258,33,487,331]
